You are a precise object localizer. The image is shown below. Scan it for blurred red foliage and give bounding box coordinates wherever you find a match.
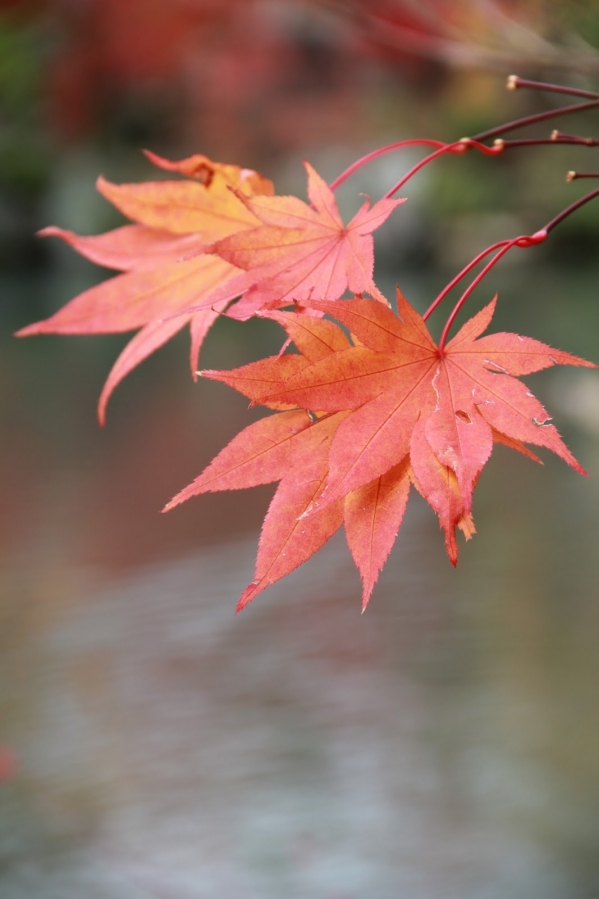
[12,0,371,154]
[5,0,590,156]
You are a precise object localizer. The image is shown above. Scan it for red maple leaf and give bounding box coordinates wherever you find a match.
[165,292,596,610]
[190,161,404,319]
[16,156,400,422]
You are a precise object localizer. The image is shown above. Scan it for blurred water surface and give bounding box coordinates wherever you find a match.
[0,257,598,898]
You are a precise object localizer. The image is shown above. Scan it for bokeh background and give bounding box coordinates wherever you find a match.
[1,2,599,897]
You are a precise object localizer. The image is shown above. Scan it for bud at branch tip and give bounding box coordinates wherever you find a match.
[506,74,519,91]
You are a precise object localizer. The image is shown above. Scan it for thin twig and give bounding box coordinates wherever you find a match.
[472,100,599,143]
[506,75,599,101]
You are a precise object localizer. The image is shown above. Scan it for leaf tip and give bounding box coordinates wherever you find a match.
[142,148,160,165]
[236,580,261,612]
[444,530,459,567]
[458,512,476,541]
[36,225,62,239]
[97,386,111,428]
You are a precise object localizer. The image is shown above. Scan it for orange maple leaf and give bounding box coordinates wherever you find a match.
[16,152,274,423]
[165,292,596,610]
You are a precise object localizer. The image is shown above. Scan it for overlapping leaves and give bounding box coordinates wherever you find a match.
[17,153,401,422]
[166,292,595,610]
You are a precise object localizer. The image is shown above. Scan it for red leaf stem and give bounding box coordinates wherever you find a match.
[328,139,447,192]
[437,232,547,354]
[383,140,503,198]
[423,240,512,322]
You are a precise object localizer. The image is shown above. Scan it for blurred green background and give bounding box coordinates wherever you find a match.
[1,2,599,897]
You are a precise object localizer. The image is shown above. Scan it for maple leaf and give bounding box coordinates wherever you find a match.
[166,292,596,610]
[16,156,400,423]
[16,152,274,423]
[186,161,405,319]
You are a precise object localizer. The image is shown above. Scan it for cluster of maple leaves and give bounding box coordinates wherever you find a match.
[18,138,597,610]
[18,152,400,423]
